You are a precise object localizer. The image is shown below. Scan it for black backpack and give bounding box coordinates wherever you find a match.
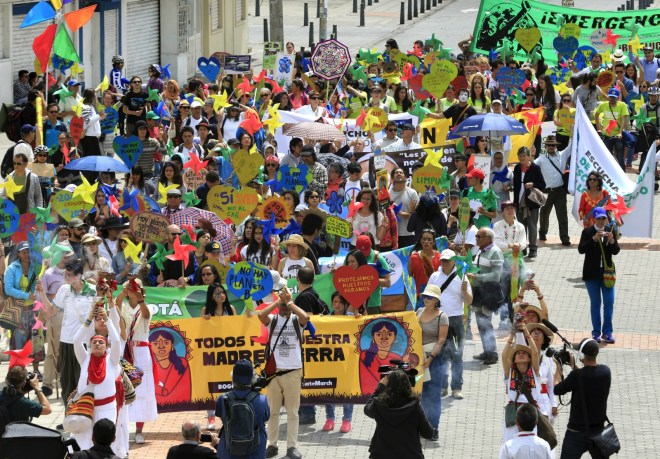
[0,394,22,435]
[1,142,23,178]
[223,391,260,456]
[2,105,25,142]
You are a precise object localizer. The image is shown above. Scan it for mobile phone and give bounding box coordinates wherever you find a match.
[200,433,212,443]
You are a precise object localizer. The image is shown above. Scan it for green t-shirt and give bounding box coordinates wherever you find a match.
[467,187,498,229]
[594,101,628,137]
[0,388,43,422]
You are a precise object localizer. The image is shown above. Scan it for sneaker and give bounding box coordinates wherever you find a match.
[483,354,499,365]
[207,415,216,431]
[441,388,448,397]
[286,447,303,459]
[299,416,315,425]
[528,250,537,259]
[134,433,145,444]
[265,445,279,458]
[452,390,464,400]
[592,334,602,343]
[539,233,547,241]
[602,334,616,344]
[41,385,53,397]
[473,352,487,361]
[561,240,572,246]
[431,428,439,441]
[339,420,352,433]
[322,419,335,431]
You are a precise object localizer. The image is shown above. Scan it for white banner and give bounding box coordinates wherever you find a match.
[569,100,636,224]
[621,143,656,238]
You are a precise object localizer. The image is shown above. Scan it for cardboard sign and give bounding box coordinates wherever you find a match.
[553,36,579,59]
[590,29,608,51]
[113,136,143,168]
[597,71,615,90]
[0,199,20,237]
[408,73,432,101]
[28,162,55,177]
[458,197,471,232]
[333,265,380,308]
[497,68,526,90]
[423,60,458,99]
[326,215,352,239]
[276,164,313,194]
[197,56,221,82]
[69,116,84,146]
[560,23,582,40]
[472,155,492,191]
[226,261,273,300]
[52,189,94,222]
[263,42,281,70]
[256,196,290,228]
[130,211,170,244]
[207,185,259,224]
[412,164,448,194]
[365,107,389,132]
[224,55,252,75]
[232,149,263,185]
[274,53,295,83]
[183,168,208,191]
[515,28,541,52]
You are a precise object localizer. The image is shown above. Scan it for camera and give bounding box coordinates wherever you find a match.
[513,310,526,325]
[546,345,573,366]
[378,359,418,387]
[250,364,268,391]
[200,433,213,443]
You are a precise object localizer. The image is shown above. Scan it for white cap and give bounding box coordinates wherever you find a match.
[440,249,456,260]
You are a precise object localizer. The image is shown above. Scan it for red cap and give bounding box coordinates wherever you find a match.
[466,168,486,180]
[356,234,372,256]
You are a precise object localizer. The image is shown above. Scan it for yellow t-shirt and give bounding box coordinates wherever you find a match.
[20,274,34,306]
[468,97,491,114]
[594,101,629,137]
[555,107,576,136]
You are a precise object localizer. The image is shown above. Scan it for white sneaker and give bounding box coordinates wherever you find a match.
[134,433,145,444]
[452,390,464,400]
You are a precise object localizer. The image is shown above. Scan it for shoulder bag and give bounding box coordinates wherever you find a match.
[598,240,616,288]
[578,368,621,456]
[520,379,558,449]
[546,156,569,194]
[0,272,36,331]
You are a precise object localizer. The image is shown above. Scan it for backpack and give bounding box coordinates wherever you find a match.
[0,394,22,435]
[223,391,260,456]
[3,105,26,142]
[1,141,24,178]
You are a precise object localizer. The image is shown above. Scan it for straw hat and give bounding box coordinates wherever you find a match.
[280,234,309,252]
[526,323,554,341]
[421,284,442,302]
[513,344,533,358]
[81,234,102,245]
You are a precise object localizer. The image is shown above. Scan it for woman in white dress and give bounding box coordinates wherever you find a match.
[71,292,121,451]
[117,278,158,445]
[527,323,558,424]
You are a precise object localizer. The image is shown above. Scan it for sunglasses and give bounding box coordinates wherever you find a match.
[562,99,571,102]
[310,96,320,100]
[170,232,182,236]
[422,295,437,301]
[13,162,24,166]
[265,163,278,167]
[525,93,535,97]
[180,106,190,110]
[132,80,142,84]
[387,128,397,132]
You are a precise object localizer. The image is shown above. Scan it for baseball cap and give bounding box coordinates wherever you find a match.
[205,241,222,253]
[232,359,254,386]
[607,88,620,98]
[146,111,160,120]
[197,121,210,129]
[67,79,81,86]
[466,168,486,180]
[449,189,461,198]
[440,249,456,260]
[166,188,182,196]
[204,98,214,106]
[491,98,503,105]
[20,124,36,134]
[643,44,654,51]
[16,242,29,252]
[227,138,241,146]
[356,234,372,257]
[400,123,415,131]
[135,120,148,130]
[191,100,203,108]
[592,207,607,219]
[68,218,85,229]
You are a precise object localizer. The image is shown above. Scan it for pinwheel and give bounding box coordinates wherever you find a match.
[210,91,232,111]
[184,153,208,176]
[72,175,98,204]
[119,188,141,213]
[603,29,622,48]
[256,213,277,243]
[491,168,511,184]
[0,176,24,200]
[3,341,34,368]
[166,236,196,269]
[423,148,443,168]
[427,33,443,52]
[146,88,160,103]
[605,195,633,225]
[180,224,197,246]
[42,238,73,266]
[122,239,143,263]
[408,100,432,123]
[96,75,109,92]
[148,243,173,270]
[30,204,57,225]
[275,219,302,238]
[158,183,180,204]
[182,191,201,207]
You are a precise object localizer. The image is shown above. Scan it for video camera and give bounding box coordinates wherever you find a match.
[378,359,418,387]
[251,363,269,392]
[545,345,573,367]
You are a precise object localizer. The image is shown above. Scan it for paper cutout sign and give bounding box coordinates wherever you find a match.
[69,116,84,146]
[207,185,260,224]
[226,261,273,300]
[408,74,432,101]
[0,200,20,237]
[130,211,171,244]
[255,196,290,229]
[423,60,458,99]
[458,197,471,233]
[232,149,263,185]
[326,215,352,239]
[113,135,143,168]
[590,29,608,51]
[52,189,94,222]
[560,23,582,40]
[11,213,36,243]
[333,265,380,308]
[183,168,208,191]
[412,165,448,194]
[514,27,541,53]
[597,70,615,90]
[197,56,221,82]
[553,36,579,59]
[364,107,389,133]
[276,164,313,194]
[496,68,526,90]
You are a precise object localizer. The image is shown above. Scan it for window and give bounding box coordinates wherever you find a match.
[236,0,246,22]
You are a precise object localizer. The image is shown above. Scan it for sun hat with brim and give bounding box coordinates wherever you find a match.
[101,217,129,230]
[513,344,533,358]
[81,234,102,245]
[301,207,327,222]
[526,323,554,341]
[522,304,547,321]
[421,284,442,301]
[544,135,559,145]
[281,234,309,251]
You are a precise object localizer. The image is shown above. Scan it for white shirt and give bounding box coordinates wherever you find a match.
[53,283,97,343]
[427,267,472,317]
[453,226,479,256]
[268,314,302,370]
[493,219,528,253]
[295,104,327,118]
[389,186,418,237]
[499,432,552,459]
[534,147,571,189]
[383,138,422,152]
[98,239,119,266]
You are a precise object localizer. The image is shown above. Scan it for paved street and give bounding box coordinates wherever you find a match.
[2,0,659,457]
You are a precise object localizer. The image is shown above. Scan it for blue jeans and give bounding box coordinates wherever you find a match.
[585,279,615,337]
[475,307,497,355]
[442,316,464,391]
[420,352,449,429]
[299,404,316,420]
[603,136,625,170]
[324,404,353,421]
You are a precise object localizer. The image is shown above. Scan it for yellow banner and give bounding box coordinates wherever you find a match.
[419,117,452,148]
[509,107,545,163]
[149,312,423,412]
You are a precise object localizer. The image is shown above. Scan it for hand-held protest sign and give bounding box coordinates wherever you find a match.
[326,215,352,239]
[130,211,170,244]
[0,200,20,237]
[197,56,221,82]
[412,165,448,195]
[232,149,263,185]
[333,265,380,308]
[52,189,94,222]
[207,184,260,224]
[256,196,291,229]
[113,135,143,168]
[69,116,84,146]
[226,262,273,301]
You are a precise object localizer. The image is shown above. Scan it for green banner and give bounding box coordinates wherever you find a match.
[471,0,660,65]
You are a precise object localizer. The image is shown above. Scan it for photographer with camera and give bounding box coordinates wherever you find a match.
[215,359,269,459]
[554,339,614,458]
[364,370,434,459]
[0,365,52,432]
[166,420,219,459]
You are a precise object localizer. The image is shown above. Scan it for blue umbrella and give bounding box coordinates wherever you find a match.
[64,156,130,173]
[447,113,528,139]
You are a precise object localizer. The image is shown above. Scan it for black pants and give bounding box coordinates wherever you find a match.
[539,187,569,242]
[57,342,81,405]
[561,429,608,458]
